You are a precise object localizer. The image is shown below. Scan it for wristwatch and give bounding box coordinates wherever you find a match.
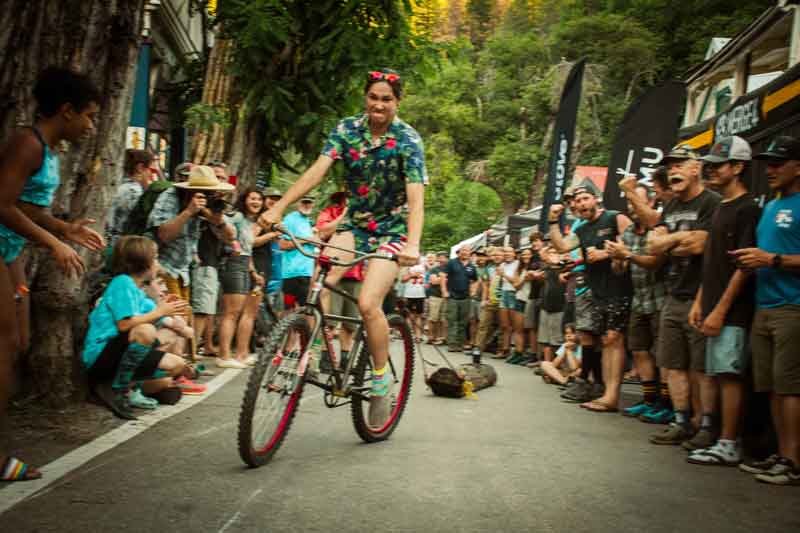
[772,254,783,269]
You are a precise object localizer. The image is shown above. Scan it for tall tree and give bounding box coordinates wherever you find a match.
[0,0,146,406]
[215,0,432,184]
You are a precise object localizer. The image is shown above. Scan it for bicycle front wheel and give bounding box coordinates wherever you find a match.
[238,312,310,467]
[351,313,415,443]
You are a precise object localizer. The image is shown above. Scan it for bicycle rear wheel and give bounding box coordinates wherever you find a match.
[351,313,415,443]
[238,312,310,467]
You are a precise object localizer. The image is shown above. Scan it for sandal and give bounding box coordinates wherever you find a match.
[580,400,619,413]
[1,456,42,482]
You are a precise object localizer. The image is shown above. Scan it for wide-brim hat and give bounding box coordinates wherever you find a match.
[174,165,235,191]
[299,193,317,202]
[660,143,700,164]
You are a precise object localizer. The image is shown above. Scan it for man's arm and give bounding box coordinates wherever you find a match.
[647,227,707,256]
[730,249,800,272]
[548,223,580,252]
[619,175,660,228]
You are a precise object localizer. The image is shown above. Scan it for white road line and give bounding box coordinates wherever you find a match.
[217,488,263,533]
[0,368,242,516]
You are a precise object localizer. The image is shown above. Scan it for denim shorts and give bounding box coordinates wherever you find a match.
[705,326,749,376]
[500,290,517,310]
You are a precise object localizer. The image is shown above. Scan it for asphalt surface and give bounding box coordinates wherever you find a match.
[2,342,798,533]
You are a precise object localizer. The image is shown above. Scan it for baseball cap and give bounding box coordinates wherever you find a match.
[173,162,193,179]
[263,187,283,198]
[572,185,596,197]
[754,135,800,161]
[299,193,317,203]
[701,136,752,163]
[661,143,700,164]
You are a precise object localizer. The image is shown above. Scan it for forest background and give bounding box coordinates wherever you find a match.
[207,0,775,252]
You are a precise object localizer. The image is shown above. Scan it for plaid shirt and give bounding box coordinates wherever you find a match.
[147,188,201,285]
[622,224,665,314]
[106,177,144,247]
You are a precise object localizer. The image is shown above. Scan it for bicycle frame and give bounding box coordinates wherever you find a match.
[269,224,397,403]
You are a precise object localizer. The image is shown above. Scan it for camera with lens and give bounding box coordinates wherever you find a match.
[203,193,228,213]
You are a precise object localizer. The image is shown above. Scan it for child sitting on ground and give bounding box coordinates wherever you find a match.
[82,236,192,419]
[540,323,581,386]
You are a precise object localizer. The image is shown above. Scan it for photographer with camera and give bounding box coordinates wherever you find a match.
[147,165,235,321]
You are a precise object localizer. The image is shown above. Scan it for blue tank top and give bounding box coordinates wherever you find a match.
[0,128,61,264]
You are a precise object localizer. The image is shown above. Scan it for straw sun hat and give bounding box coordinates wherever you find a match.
[174,165,235,191]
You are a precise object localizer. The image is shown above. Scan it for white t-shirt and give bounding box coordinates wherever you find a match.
[404,264,427,298]
[501,260,519,291]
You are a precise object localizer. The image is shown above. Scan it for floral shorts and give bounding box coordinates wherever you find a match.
[338,225,407,256]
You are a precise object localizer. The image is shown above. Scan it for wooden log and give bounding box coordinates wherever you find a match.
[426,363,498,398]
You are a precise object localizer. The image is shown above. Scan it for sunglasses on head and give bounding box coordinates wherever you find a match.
[369,71,400,83]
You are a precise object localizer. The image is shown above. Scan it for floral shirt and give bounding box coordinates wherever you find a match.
[322,114,428,252]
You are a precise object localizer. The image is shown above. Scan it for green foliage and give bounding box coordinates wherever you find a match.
[217,0,436,170]
[184,102,231,133]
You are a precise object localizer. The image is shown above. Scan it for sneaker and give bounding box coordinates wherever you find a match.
[739,454,781,475]
[217,358,248,369]
[174,376,207,395]
[589,383,605,400]
[506,353,524,364]
[639,406,674,425]
[687,440,742,466]
[649,423,691,445]
[470,347,481,358]
[754,457,800,486]
[561,378,589,400]
[128,388,158,409]
[368,371,394,428]
[682,428,718,452]
[94,383,137,420]
[622,402,653,418]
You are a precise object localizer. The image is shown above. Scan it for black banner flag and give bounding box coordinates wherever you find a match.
[602,81,686,211]
[539,59,585,233]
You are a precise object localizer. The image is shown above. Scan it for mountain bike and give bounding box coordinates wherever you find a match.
[237,226,415,467]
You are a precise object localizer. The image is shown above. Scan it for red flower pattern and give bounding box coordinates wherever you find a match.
[349,148,360,161]
[385,138,397,150]
[358,185,370,197]
[367,219,378,232]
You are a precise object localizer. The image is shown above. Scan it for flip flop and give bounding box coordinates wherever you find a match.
[581,400,619,413]
[1,456,42,482]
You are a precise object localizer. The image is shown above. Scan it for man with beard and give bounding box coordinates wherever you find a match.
[646,145,721,447]
[683,136,759,466]
[549,186,633,412]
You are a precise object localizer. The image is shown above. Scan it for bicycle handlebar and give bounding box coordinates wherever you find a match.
[269,223,397,268]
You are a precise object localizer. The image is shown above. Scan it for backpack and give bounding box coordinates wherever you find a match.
[123,180,174,236]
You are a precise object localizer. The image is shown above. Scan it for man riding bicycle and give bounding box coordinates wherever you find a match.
[259,68,427,428]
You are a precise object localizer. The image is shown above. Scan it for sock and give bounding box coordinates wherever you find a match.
[112,343,150,391]
[674,409,690,428]
[659,382,672,409]
[700,413,715,430]
[641,380,658,405]
[371,366,390,395]
[580,345,595,381]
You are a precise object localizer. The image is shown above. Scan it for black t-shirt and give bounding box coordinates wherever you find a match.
[659,188,722,300]
[540,268,565,313]
[527,252,544,300]
[574,210,632,300]
[197,225,223,269]
[444,258,478,300]
[701,193,760,327]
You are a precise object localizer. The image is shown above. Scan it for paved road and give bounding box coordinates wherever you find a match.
[2,343,798,532]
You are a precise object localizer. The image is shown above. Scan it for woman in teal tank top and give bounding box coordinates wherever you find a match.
[0,68,103,482]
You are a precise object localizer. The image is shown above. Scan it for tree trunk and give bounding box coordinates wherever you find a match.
[191,38,231,164]
[0,0,146,406]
